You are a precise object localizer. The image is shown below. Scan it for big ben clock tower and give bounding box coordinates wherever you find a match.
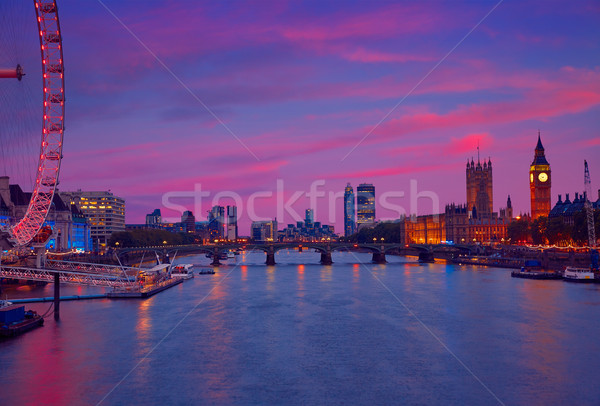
[530,131,551,219]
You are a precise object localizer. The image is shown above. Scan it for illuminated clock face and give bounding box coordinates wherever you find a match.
[530,173,534,183]
[538,172,548,182]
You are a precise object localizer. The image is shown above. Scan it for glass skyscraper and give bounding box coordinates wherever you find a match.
[357,183,375,224]
[305,209,314,224]
[343,183,355,236]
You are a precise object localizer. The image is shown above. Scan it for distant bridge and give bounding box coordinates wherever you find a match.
[116,242,478,266]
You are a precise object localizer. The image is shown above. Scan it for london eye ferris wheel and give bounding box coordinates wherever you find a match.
[0,0,65,247]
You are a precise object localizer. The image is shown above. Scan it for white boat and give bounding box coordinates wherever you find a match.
[170,264,194,279]
[227,251,235,259]
[0,300,13,309]
[563,266,595,283]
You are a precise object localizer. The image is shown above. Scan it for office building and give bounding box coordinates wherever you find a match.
[59,190,124,250]
[356,183,375,225]
[207,205,225,239]
[251,220,277,242]
[226,205,238,241]
[181,210,195,233]
[305,209,314,225]
[146,209,162,225]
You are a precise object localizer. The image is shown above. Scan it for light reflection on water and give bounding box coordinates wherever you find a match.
[1,250,600,405]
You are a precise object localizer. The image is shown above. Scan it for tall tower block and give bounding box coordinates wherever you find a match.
[530,132,551,219]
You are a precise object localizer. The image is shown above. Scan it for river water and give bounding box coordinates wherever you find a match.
[1,250,599,405]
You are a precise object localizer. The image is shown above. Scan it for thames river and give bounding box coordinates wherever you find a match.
[1,250,599,405]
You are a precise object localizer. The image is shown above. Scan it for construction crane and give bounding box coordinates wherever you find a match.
[583,160,599,272]
[584,160,596,248]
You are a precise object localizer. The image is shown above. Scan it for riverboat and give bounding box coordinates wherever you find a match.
[563,266,596,283]
[171,264,194,279]
[511,260,562,280]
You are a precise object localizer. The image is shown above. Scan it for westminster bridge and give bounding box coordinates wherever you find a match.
[115,242,479,266]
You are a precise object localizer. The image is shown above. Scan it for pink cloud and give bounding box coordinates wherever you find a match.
[447,133,494,155]
[339,48,434,63]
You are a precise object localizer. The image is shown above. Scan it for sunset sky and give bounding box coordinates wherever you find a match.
[8,1,600,233]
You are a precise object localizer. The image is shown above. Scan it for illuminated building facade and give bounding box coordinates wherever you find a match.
[466,157,493,217]
[357,183,375,225]
[251,220,277,242]
[60,190,125,250]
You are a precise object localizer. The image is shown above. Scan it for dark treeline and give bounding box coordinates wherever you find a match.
[109,229,195,247]
[345,222,402,243]
[507,210,600,245]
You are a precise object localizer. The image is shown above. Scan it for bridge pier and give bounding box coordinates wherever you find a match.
[418,251,435,263]
[266,253,276,266]
[53,272,60,320]
[298,245,303,252]
[320,252,333,265]
[211,248,222,266]
[372,252,387,264]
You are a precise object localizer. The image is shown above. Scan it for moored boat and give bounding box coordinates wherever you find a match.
[197,268,215,275]
[563,266,596,283]
[170,264,194,279]
[0,303,44,337]
[511,260,562,280]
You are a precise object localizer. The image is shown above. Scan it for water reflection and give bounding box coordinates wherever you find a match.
[135,297,155,356]
[517,281,567,386]
[266,266,275,291]
[241,265,248,282]
[2,252,600,405]
[320,266,332,282]
[352,263,360,286]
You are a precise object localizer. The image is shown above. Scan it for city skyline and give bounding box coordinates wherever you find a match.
[2,1,599,233]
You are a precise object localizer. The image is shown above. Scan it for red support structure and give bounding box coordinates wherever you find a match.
[10,1,65,246]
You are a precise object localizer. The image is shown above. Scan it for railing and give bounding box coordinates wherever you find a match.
[45,259,139,281]
[0,265,137,288]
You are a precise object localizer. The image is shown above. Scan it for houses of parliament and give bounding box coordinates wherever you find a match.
[398,135,553,245]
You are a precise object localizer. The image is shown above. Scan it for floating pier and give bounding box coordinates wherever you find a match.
[107,277,183,298]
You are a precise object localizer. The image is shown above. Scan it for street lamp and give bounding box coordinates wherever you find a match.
[373,238,376,243]
[163,240,167,245]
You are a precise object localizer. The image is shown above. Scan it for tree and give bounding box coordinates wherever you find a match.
[546,217,572,246]
[530,216,547,245]
[109,229,195,247]
[507,218,530,243]
[348,222,402,243]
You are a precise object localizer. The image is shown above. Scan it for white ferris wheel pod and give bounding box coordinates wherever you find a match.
[7,0,65,247]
